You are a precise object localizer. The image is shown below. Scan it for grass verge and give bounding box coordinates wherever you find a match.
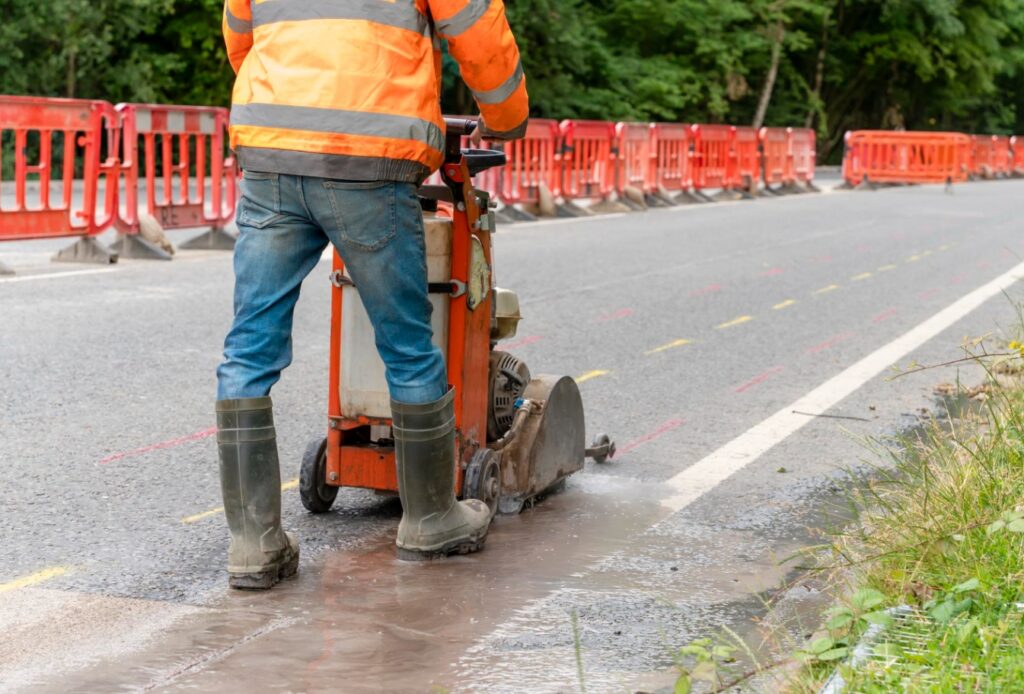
[789,352,1024,691]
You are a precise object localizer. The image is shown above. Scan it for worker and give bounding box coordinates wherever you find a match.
[216,0,528,589]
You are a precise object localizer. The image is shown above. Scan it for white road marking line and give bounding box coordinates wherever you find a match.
[0,268,117,284]
[660,259,1024,511]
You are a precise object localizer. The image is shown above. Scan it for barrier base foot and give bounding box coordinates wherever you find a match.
[762,186,785,197]
[180,226,237,251]
[590,198,634,214]
[0,259,14,276]
[673,190,707,204]
[614,196,646,212]
[52,237,118,265]
[647,192,675,207]
[497,206,537,223]
[110,234,174,261]
[555,200,593,218]
[803,181,821,193]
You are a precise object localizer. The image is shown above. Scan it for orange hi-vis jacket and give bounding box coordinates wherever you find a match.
[222,0,529,183]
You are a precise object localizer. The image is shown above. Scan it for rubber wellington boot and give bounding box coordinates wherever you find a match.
[216,397,299,589]
[392,389,492,560]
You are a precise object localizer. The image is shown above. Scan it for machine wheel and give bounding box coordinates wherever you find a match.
[299,437,338,514]
[462,448,501,518]
[588,433,616,464]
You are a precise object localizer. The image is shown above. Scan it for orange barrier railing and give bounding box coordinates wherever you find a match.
[990,135,1011,177]
[788,128,816,184]
[115,103,236,241]
[733,126,760,189]
[971,135,996,177]
[759,127,789,186]
[559,120,615,200]
[650,123,692,193]
[690,124,736,191]
[0,96,119,250]
[1012,136,1024,175]
[614,122,654,195]
[495,118,560,204]
[842,131,971,185]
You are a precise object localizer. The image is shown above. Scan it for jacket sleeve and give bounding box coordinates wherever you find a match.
[222,0,253,74]
[429,0,529,139]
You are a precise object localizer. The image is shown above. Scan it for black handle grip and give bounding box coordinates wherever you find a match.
[462,148,507,176]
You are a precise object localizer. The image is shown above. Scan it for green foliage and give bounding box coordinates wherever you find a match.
[2,0,1023,161]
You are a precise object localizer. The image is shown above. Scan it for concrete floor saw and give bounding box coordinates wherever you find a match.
[299,118,615,523]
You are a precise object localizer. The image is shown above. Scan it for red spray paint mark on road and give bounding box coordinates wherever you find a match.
[806,332,856,355]
[978,260,992,270]
[950,272,968,285]
[814,254,833,263]
[873,308,898,323]
[617,418,685,456]
[500,335,544,350]
[918,288,938,301]
[597,308,634,322]
[855,243,872,253]
[689,283,724,297]
[99,426,217,465]
[760,267,785,277]
[735,366,784,393]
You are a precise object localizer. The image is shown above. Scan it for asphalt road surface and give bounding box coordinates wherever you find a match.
[3,178,1024,693]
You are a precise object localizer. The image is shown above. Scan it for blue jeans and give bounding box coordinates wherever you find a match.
[216,172,447,405]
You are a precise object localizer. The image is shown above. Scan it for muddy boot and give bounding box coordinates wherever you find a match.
[216,397,300,589]
[393,389,491,560]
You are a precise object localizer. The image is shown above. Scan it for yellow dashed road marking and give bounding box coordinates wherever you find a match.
[181,478,300,524]
[645,339,693,355]
[938,244,952,251]
[814,284,840,295]
[922,250,933,257]
[0,566,72,593]
[906,255,922,263]
[877,264,897,272]
[576,369,610,383]
[716,316,754,330]
[772,299,797,310]
[851,272,873,281]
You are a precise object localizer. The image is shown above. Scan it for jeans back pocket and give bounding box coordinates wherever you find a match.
[238,172,285,229]
[323,180,397,252]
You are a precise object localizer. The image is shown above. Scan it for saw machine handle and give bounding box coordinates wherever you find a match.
[461,148,507,176]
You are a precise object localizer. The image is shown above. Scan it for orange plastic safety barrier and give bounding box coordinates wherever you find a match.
[559,120,615,200]
[649,123,692,192]
[0,96,119,242]
[690,124,736,191]
[842,131,971,185]
[614,122,653,195]
[759,127,789,186]
[1012,136,1024,175]
[971,135,996,177]
[115,103,236,235]
[494,118,559,204]
[990,135,1011,177]
[733,126,760,189]
[788,128,816,184]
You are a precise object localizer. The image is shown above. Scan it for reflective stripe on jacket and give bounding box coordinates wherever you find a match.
[222,0,529,183]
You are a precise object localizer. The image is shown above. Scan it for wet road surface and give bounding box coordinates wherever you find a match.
[3,178,1024,692]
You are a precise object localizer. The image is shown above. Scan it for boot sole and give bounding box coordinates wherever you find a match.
[229,551,300,590]
[396,533,488,561]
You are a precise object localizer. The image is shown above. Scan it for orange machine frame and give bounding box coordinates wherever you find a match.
[323,155,493,495]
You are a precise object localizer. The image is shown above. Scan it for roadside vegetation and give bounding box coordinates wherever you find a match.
[665,331,1024,692]
[791,337,1024,691]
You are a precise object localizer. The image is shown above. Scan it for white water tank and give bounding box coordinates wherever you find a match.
[339,216,452,419]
